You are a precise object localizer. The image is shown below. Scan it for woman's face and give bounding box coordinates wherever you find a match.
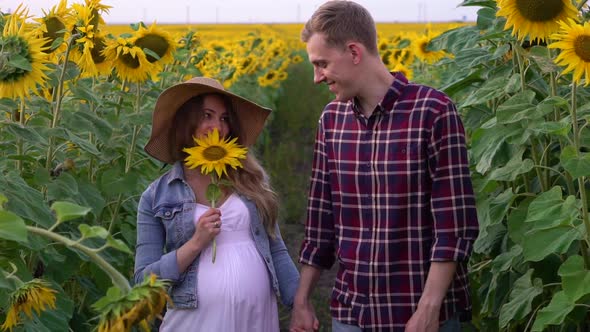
[194,94,230,139]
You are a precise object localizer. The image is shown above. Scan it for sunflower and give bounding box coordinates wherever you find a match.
[393,62,414,80]
[183,128,248,178]
[131,23,176,66]
[33,0,73,54]
[103,36,158,83]
[412,32,447,64]
[0,5,50,100]
[71,30,111,77]
[95,274,170,332]
[549,19,590,86]
[1,279,57,331]
[496,0,578,42]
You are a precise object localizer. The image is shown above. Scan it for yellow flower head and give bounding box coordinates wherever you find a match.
[549,18,590,86]
[0,5,50,100]
[496,0,578,42]
[183,128,248,178]
[33,0,73,54]
[103,36,158,83]
[131,22,176,66]
[1,279,57,331]
[412,32,447,64]
[95,274,171,332]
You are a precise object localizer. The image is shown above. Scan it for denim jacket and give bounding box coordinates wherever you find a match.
[134,162,300,309]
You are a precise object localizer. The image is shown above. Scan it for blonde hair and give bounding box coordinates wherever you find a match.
[227,154,279,238]
[301,0,378,55]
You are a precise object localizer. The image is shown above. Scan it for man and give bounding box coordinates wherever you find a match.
[289,1,479,331]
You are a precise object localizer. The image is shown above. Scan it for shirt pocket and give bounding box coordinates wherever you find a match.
[389,142,420,160]
[154,204,184,245]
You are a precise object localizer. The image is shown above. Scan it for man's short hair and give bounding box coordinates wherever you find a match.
[301,0,378,55]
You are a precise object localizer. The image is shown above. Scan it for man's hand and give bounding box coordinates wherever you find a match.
[289,300,320,332]
[405,302,440,332]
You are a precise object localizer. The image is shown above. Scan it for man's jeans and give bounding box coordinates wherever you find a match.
[332,315,462,332]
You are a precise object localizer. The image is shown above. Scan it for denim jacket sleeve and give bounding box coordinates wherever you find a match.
[134,184,181,285]
[270,223,300,308]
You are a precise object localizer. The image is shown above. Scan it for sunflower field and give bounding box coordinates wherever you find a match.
[2,0,590,331]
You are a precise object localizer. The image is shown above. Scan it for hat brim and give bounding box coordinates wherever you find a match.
[144,78,272,164]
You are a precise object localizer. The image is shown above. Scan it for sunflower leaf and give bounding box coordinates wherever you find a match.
[142,48,161,61]
[8,54,32,71]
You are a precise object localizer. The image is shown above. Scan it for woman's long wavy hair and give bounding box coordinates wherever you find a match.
[170,93,279,237]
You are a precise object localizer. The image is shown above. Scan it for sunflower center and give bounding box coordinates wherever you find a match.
[515,0,564,22]
[120,52,140,69]
[91,36,107,64]
[135,34,170,63]
[42,17,66,52]
[0,36,32,82]
[202,146,227,161]
[574,35,590,62]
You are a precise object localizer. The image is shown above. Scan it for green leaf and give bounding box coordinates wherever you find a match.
[471,124,518,174]
[560,146,590,179]
[462,76,507,108]
[0,210,28,243]
[476,7,497,30]
[522,223,583,262]
[99,168,139,196]
[78,224,109,239]
[491,245,523,274]
[496,90,536,124]
[106,235,133,255]
[507,198,533,245]
[499,269,543,328]
[0,173,54,227]
[459,0,497,8]
[525,187,580,229]
[487,149,534,182]
[50,201,91,224]
[531,291,575,331]
[8,54,33,71]
[558,255,590,302]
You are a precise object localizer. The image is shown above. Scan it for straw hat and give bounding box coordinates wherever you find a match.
[144,77,272,164]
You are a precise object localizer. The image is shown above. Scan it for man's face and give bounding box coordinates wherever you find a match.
[306,33,356,101]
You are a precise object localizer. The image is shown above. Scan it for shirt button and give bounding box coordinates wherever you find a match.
[255,228,260,235]
[401,148,406,153]
[164,211,171,217]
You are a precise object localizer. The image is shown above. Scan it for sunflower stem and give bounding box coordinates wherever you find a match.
[26,226,131,292]
[16,98,25,174]
[577,0,589,11]
[46,34,76,170]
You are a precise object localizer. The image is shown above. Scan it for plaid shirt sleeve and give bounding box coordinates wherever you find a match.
[428,98,479,262]
[299,117,337,269]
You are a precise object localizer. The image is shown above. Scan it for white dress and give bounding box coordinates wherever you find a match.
[159,194,279,332]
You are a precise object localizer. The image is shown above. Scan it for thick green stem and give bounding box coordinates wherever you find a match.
[16,99,25,173]
[46,35,76,170]
[125,83,142,173]
[26,226,131,292]
[577,0,589,10]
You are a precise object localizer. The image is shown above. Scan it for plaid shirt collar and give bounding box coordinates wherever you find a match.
[351,72,409,117]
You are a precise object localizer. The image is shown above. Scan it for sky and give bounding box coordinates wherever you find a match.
[2,0,479,24]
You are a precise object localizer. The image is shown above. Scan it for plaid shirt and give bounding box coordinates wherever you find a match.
[299,73,479,330]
